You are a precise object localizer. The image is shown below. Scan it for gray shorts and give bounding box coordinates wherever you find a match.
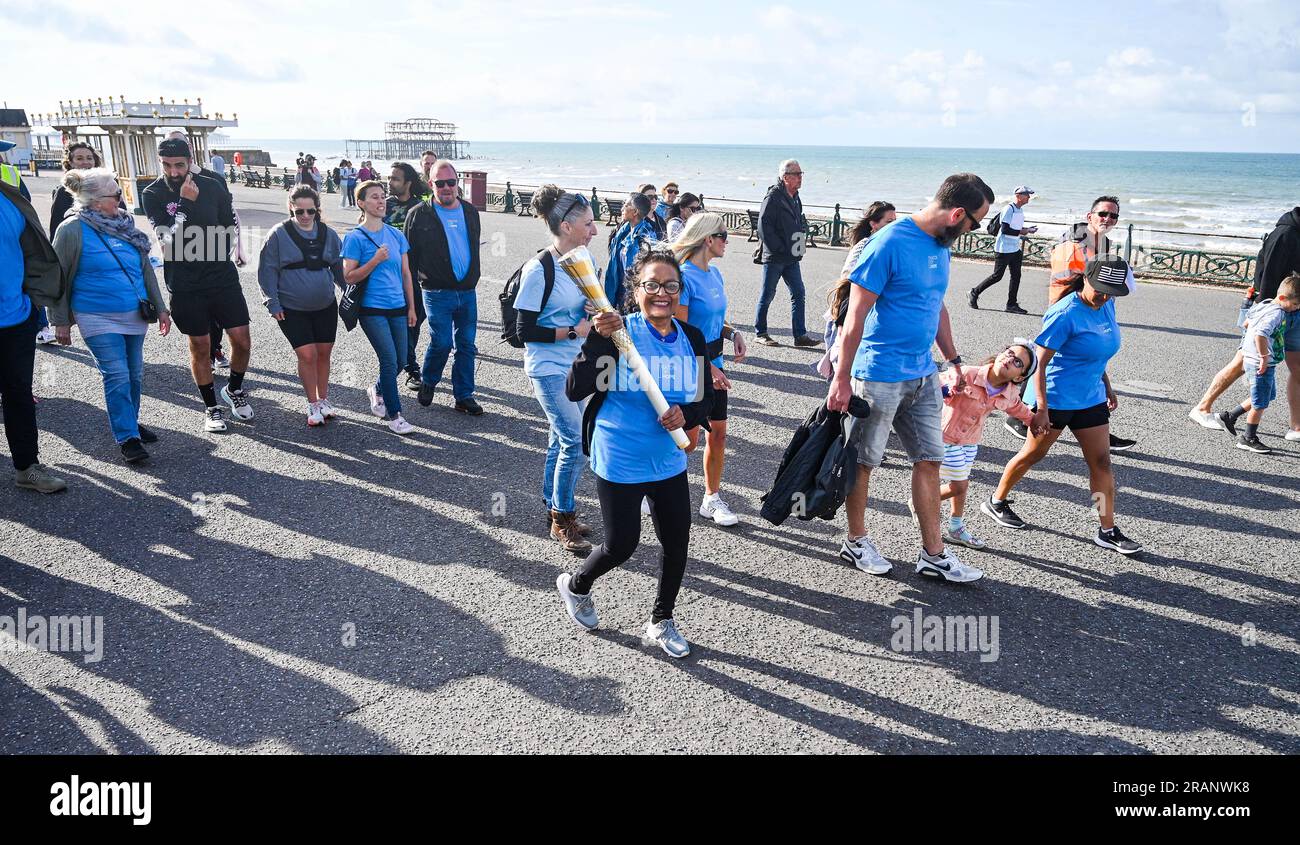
[848,373,945,467]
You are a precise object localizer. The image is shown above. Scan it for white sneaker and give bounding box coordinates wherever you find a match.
[556,573,598,631]
[643,618,690,658]
[699,493,739,526]
[220,385,254,421]
[1188,408,1222,430]
[307,402,325,427]
[916,547,984,583]
[366,386,387,418]
[839,535,893,575]
[35,326,57,345]
[317,398,338,419]
[203,406,228,432]
[386,414,414,435]
[1286,430,1300,442]
[641,497,652,516]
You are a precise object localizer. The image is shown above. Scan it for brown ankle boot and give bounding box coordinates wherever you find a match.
[545,512,592,536]
[550,510,593,553]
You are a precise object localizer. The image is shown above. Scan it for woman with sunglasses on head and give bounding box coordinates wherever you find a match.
[342,180,418,435]
[672,212,747,526]
[258,185,345,427]
[556,250,715,658]
[932,340,1037,549]
[518,185,598,554]
[665,192,702,242]
[49,168,170,464]
[983,257,1143,555]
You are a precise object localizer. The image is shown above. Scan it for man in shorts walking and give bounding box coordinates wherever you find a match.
[828,173,994,584]
[143,137,253,432]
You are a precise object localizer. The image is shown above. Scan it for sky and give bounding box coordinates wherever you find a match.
[5,0,1299,153]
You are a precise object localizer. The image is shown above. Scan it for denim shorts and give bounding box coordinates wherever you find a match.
[1249,367,1277,410]
[1285,314,1300,353]
[847,373,944,467]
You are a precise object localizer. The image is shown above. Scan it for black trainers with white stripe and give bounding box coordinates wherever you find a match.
[981,497,1027,529]
[1094,526,1143,555]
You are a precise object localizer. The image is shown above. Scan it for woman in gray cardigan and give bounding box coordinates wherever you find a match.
[257,185,344,426]
[51,168,170,464]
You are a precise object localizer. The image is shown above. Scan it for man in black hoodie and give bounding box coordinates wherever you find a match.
[1190,207,1300,440]
[143,137,253,433]
[754,159,820,347]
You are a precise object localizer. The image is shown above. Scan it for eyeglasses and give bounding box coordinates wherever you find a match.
[1093,210,1119,221]
[433,178,457,188]
[1002,349,1028,369]
[645,194,658,201]
[685,205,702,213]
[99,191,123,201]
[785,171,803,177]
[640,280,682,295]
[665,188,679,195]
[964,208,984,230]
[292,208,318,217]
[711,231,728,242]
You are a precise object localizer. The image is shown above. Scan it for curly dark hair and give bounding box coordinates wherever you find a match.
[622,247,682,311]
[61,142,102,171]
[390,161,426,197]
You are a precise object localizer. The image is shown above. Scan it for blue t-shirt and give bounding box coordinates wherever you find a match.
[343,224,409,310]
[680,262,728,368]
[0,193,30,328]
[848,217,949,383]
[434,201,471,282]
[516,254,589,379]
[591,314,700,484]
[72,222,145,314]
[1024,293,1121,410]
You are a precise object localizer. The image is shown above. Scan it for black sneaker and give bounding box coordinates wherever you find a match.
[417,383,436,407]
[404,371,422,391]
[1094,526,1143,555]
[1216,411,1238,437]
[1236,434,1272,454]
[120,438,149,464]
[455,397,485,416]
[137,424,159,444]
[1005,303,1028,315]
[980,497,1027,529]
[755,333,779,347]
[1108,433,1137,453]
[793,334,822,348]
[1004,417,1028,440]
[967,290,980,310]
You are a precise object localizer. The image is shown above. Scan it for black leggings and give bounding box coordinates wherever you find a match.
[570,470,691,623]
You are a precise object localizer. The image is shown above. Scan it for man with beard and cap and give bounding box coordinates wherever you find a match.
[142,136,253,433]
[828,172,994,585]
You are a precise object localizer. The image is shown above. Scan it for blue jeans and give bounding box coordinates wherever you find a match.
[359,313,406,416]
[753,259,806,338]
[530,373,584,512]
[405,288,427,377]
[421,289,477,401]
[83,332,145,444]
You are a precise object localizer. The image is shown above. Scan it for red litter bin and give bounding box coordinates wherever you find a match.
[461,171,487,211]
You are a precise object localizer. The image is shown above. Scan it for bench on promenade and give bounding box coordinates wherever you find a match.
[515,190,534,216]
[241,169,267,188]
[746,209,760,242]
[605,199,624,226]
[802,215,827,249]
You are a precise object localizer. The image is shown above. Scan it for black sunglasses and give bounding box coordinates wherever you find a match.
[711,231,729,242]
[433,178,457,188]
[964,208,984,230]
[1093,210,1119,220]
[292,208,318,217]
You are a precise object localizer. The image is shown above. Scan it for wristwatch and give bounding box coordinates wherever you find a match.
[567,327,578,341]
[948,355,963,366]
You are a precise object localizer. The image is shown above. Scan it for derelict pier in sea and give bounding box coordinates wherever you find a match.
[344,118,468,161]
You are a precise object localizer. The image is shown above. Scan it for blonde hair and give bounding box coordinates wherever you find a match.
[62,167,120,208]
[671,212,725,264]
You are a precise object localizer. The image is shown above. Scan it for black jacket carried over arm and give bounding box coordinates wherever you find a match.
[404,200,481,292]
[1253,208,1300,301]
[758,183,806,264]
[566,319,714,457]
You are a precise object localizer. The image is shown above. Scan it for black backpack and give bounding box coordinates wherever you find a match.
[499,250,555,348]
[985,211,1002,236]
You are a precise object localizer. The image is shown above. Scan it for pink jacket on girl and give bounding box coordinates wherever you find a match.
[939,363,1034,446]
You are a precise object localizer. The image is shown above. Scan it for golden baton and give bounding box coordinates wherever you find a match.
[558,246,691,450]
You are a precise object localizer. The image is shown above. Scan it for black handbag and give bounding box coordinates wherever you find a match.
[90,227,158,322]
[338,227,382,332]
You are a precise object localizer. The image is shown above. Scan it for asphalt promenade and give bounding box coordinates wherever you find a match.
[2,176,1297,754]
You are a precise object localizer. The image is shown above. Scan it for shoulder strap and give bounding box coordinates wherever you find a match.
[88,225,148,301]
[539,250,556,312]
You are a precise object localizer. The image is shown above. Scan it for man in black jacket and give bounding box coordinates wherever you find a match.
[754,159,819,347]
[404,160,484,415]
[143,138,252,433]
[1190,207,1300,440]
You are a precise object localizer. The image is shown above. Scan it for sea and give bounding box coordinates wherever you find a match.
[231,138,1300,252]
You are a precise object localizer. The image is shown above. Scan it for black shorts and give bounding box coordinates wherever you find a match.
[709,387,729,422]
[171,286,251,337]
[278,303,339,349]
[1043,401,1110,433]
